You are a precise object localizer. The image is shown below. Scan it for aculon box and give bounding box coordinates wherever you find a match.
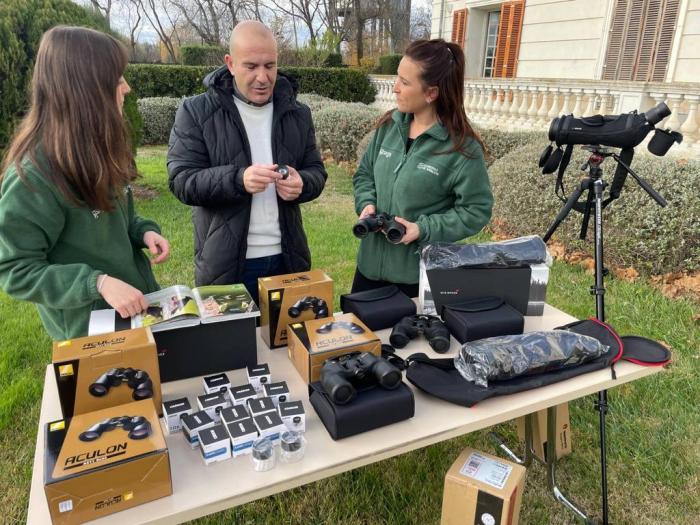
[258,270,334,348]
[286,313,381,383]
[52,327,162,417]
[441,448,526,525]
[44,399,172,525]
[515,402,571,462]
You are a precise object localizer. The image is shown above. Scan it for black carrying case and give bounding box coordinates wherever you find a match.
[441,297,524,343]
[340,285,417,331]
[308,381,415,440]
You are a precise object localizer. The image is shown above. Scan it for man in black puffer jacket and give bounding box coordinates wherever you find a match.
[167,21,327,301]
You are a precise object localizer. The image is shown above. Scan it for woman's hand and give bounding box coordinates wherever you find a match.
[393,216,421,244]
[99,276,148,318]
[359,204,376,219]
[143,231,170,264]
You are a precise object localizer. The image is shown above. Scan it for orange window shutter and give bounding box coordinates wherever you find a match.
[451,8,469,48]
[493,0,524,78]
[603,0,630,80]
[651,0,680,81]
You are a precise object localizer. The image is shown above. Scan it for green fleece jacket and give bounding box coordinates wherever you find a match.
[0,158,161,340]
[353,111,493,284]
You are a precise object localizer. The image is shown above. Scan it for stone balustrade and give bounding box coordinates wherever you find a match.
[369,75,700,154]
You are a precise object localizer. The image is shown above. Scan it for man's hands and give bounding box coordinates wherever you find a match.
[243,164,304,201]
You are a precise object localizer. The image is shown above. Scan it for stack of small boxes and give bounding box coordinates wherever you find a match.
[161,364,306,466]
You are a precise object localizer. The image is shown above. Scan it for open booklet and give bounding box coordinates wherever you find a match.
[89,283,260,335]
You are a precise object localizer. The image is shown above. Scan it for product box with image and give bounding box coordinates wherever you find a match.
[515,402,572,462]
[441,447,526,525]
[43,399,172,525]
[52,327,162,418]
[258,270,334,348]
[287,313,382,383]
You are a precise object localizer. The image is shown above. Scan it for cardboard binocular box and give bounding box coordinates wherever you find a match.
[52,327,162,418]
[515,402,572,462]
[44,399,172,525]
[258,269,334,348]
[441,447,526,525]
[286,313,381,383]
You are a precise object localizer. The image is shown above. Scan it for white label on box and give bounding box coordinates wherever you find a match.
[459,452,513,490]
[59,500,73,513]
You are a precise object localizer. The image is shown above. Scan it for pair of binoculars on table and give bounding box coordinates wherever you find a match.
[352,212,406,244]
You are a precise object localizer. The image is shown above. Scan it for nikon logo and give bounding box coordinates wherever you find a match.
[65,442,127,468]
[439,289,461,295]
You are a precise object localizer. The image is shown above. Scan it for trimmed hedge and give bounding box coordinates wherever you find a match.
[123,93,143,151]
[377,54,402,75]
[125,64,375,104]
[181,44,227,66]
[137,97,181,145]
[489,140,700,275]
[297,93,336,113]
[315,103,383,162]
[0,0,110,149]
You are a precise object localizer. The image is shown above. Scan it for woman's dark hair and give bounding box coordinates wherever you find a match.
[377,39,487,157]
[1,26,137,211]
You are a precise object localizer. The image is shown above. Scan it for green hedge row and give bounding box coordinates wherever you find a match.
[181,44,227,66]
[377,54,402,75]
[0,0,110,150]
[124,64,375,104]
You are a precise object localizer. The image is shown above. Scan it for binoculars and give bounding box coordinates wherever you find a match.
[89,367,153,400]
[353,212,406,244]
[320,352,402,405]
[390,315,451,353]
[79,415,152,442]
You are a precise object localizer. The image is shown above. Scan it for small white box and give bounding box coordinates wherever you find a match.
[162,397,193,434]
[263,381,290,406]
[248,396,276,417]
[228,383,257,407]
[253,412,286,444]
[197,392,229,424]
[225,418,259,457]
[220,404,250,425]
[181,410,216,448]
[247,363,271,393]
[199,424,231,465]
[278,400,306,433]
[202,373,231,395]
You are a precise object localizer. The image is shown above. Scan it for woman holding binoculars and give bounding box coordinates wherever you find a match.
[352,39,494,297]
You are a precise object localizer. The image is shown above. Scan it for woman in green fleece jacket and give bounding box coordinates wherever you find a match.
[0,26,170,340]
[353,39,494,297]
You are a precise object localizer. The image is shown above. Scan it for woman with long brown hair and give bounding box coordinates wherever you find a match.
[352,39,493,296]
[0,26,170,340]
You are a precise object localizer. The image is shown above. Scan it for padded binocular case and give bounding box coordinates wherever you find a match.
[442,297,524,344]
[340,285,417,331]
[309,380,415,440]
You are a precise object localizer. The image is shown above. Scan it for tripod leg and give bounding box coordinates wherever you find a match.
[543,178,590,243]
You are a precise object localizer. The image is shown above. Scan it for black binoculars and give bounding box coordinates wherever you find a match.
[288,296,329,319]
[353,212,406,244]
[390,315,451,353]
[79,415,152,442]
[89,367,154,400]
[320,352,402,405]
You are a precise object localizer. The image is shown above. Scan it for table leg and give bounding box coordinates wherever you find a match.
[488,413,539,467]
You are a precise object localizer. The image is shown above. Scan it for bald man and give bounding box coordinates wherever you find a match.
[167,22,327,302]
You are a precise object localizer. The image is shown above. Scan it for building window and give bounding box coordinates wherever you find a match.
[493,0,524,78]
[452,8,468,48]
[483,11,501,77]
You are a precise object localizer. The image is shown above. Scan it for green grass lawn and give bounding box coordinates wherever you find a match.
[1,146,698,524]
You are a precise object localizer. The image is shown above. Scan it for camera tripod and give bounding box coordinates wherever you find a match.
[539,145,665,524]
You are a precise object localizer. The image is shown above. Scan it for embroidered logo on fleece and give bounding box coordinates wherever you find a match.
[378,148,392,159]
[417,162,439,176]
[91,210,101,219]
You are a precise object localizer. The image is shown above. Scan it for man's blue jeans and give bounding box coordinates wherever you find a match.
[241,254,286,306]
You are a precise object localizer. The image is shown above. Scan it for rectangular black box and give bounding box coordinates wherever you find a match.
[309,382,414,440]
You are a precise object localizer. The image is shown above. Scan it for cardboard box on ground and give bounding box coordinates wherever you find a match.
[441,447,527,525]
[515,402,572,462]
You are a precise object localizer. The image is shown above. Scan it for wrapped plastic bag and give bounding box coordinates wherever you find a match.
[454,331,608,388]
[421,235,551,271]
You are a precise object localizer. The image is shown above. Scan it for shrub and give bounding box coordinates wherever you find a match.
[489,140,700,275]
[137,97,181,145]
[377,54,402,75]
[124,64,375,104]
[181,44,227,66]
[359,56,378,73]
[323,53,343,67]
[476,128,545,165]
[314,103,382,162]
[123,93,143,151]
[0,0,110,149]
[297,93,337,113]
